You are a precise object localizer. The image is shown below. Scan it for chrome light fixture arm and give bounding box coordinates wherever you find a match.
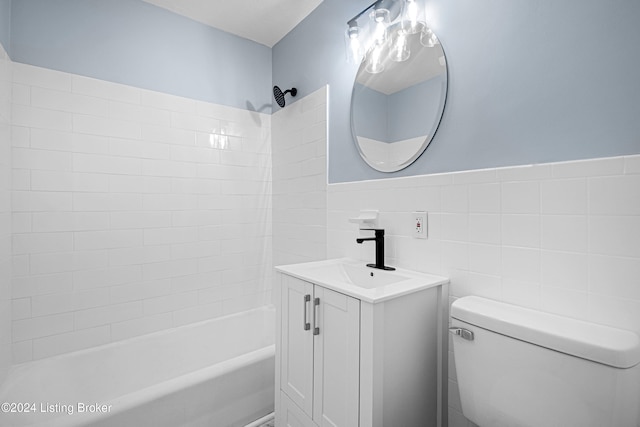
[347,1,380,29]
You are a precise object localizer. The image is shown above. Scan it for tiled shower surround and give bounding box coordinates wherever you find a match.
[0,44,12,383]
[10,63,272,362]
[272,86,327,267]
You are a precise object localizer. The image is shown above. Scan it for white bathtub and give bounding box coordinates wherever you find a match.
[0,307,275,427]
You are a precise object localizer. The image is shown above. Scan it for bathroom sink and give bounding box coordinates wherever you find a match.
[275,258,448,303]
[326,263,409,289]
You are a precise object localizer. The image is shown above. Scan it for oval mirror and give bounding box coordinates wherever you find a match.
[351,23,448,172]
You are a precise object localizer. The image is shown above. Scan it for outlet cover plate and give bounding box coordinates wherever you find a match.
[413,211,427,239]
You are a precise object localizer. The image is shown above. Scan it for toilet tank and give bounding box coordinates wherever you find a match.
[450,296,640,427]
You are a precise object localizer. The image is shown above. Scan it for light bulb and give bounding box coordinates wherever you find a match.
[365,43,385,74]
[371,7,390,44]
[402,0,424,34]
[391,31,410,62]
[347,25,359,39]
[345,24,363,63]
[373,21,387,44]
[407,1,418,28]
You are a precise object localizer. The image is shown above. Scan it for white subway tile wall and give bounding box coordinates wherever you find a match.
[0,44,11,383]
[2,59,638,427]
[326,155,640,427]
[272,86,327,268]
[10,63,273,362]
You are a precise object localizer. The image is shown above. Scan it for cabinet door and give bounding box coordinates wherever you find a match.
[281,275,315,417]
[280,392,318,427]
[313,286,361,427]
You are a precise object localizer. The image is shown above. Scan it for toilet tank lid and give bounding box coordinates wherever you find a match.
[451,296,640,369]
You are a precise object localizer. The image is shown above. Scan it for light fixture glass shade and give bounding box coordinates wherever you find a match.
[372,6,390,23]
[365,43,385,74]
[370,6,390,45]
[390,31,410,62]
[345,25,364,64]
[401,0,425,34]
[421,26,439,47]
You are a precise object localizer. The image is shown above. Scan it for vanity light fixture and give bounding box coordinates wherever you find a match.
[345,0,435,69]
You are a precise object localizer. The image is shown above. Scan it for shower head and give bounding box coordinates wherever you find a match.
[273,85,297,108]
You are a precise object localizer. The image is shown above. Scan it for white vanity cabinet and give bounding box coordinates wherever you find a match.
[275,259,449,427]
[279,274,360,427]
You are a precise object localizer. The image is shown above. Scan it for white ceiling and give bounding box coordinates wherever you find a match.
[142,0,324,47]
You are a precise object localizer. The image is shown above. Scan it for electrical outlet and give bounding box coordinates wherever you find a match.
[413,211,427,239]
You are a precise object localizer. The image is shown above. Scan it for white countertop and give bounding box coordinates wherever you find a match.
[275,258,449,304]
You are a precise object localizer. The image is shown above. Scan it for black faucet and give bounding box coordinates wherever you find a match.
[356,229,395,271]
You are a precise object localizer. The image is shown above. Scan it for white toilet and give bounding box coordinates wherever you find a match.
[450,296,640,427]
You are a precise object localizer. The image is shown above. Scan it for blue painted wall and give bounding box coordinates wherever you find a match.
[10,0,272,112]
[0,0,10,54]
[273,0,640,183]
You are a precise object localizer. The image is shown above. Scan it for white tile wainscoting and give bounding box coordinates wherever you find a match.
[326,155,640,427]
[10,62,273,363]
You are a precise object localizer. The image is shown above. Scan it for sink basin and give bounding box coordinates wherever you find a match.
[310,262,410,289]
[275,258,448,303]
